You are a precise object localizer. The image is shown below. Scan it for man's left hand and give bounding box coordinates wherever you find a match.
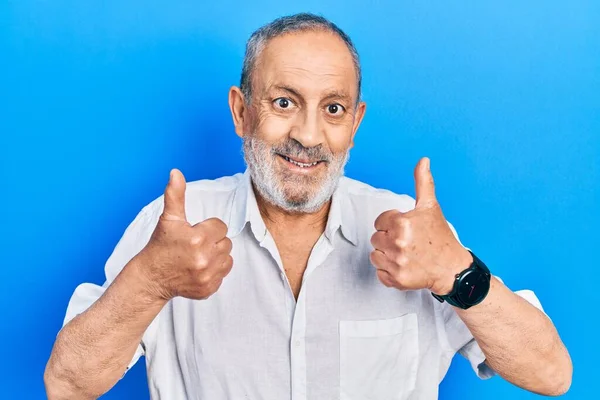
[370,157,473,295]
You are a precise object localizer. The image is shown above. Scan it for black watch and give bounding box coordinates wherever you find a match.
[431,251,491,310]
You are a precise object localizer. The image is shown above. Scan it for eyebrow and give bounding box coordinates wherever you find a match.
[321,90,352,103]
[270,85,303,99]
[268,85,353,104]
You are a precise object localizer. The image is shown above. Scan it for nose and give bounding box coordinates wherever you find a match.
[289,107,325,149]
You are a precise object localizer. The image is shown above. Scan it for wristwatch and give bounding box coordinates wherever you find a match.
[431,251,491,310]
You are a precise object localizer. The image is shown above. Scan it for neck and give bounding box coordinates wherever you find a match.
[253,184,331,235]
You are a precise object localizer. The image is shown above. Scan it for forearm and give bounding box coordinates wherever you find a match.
[455,277,572,396]
[44,253,167,399]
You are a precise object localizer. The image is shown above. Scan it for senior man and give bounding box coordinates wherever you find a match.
[45,13,571,400]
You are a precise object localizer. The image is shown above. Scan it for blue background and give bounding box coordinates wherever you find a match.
[1,1,598,399]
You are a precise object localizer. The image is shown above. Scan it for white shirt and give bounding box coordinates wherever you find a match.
[63,170,544,400]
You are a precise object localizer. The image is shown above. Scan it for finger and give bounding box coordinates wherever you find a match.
[374,209,402,231]
[208,250,229,271]
[163,169,187,221]
[204,279,223,299]
[376,269,395,288]
[215,236,233,255]
[371,231,408,264]
[370,231,390,253]
[221,255,233,275]
[193,217,228,239]
[369,249,397,272]
[414,157,437,208]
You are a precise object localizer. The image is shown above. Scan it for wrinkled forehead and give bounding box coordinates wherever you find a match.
[253,30,359,103]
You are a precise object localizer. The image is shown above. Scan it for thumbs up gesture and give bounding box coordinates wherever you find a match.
[370,158,473,295]
[138,169,233,301]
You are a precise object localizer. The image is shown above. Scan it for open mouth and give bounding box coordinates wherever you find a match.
[277,154,324,168]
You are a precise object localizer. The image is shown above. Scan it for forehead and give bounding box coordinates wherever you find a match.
[254,30,358,100]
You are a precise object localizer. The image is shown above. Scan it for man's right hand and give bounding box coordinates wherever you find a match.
[138,169,234,301]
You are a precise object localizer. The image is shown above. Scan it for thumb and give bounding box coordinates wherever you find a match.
[163,169,187,221]
[414,157,437,207]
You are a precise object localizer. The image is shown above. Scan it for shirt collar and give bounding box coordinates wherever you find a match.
[227,170,268,242]
[324,177,358,246]
[227,169,357,246]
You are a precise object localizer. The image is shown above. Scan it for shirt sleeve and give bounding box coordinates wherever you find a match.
[442,222,548,379]
[61,202,161,375]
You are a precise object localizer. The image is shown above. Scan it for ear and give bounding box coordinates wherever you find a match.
[228,86,247,138]
[349,101,366,149]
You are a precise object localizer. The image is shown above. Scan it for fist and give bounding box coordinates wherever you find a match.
[139,169,233,301]
[370,158,472,295]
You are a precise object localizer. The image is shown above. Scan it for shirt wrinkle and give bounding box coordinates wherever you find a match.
[61,170,546,400]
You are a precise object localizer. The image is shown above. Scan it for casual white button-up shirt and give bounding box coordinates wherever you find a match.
[63,170,544,400]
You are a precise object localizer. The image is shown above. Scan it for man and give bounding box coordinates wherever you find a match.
[44,13,572,400]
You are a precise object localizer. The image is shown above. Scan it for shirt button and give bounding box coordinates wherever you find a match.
[294,340,301,347]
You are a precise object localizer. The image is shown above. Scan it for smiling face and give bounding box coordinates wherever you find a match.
[229,29,366,213]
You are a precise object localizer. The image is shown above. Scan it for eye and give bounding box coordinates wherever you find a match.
[273,97,295,110]
[327,103,345,116]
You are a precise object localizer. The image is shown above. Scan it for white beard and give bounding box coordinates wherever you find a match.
[242,135,349,213]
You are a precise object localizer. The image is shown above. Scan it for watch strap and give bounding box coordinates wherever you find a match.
[431,250,490,309]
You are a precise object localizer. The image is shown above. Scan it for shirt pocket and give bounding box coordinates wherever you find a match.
[339,313,419,400]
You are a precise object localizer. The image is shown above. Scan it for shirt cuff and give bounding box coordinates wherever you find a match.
[459,339,496,379]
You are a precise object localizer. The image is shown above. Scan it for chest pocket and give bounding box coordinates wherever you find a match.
[339,313,419,400]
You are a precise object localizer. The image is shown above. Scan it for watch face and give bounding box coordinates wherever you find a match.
[457,269,490,305]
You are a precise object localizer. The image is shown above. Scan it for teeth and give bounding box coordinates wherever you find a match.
[283,156,318,168]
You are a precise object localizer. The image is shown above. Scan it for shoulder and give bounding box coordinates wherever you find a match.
[185,173,242,199]
[142,172,244,224]
[340,176,416,215]
[337,176,417,241]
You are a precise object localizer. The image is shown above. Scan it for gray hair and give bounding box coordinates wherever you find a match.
[240,13,362,104]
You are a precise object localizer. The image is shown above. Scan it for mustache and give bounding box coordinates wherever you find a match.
[270,139,332,162]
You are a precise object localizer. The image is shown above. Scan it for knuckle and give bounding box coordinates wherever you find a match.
[397,216,411,229]
[394,236,409,249]
[190,234,204,246]
[394,253,410,267]
[194,253,209,268]
[395,269,411,285]
[197,274,213,287]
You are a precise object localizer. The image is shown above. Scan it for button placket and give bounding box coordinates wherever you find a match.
[290,234,335,400]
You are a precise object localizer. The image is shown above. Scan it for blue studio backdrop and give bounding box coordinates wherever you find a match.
[1,1,598,399]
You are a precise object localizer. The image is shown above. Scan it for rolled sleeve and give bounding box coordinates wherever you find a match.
[458,338,495,379]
